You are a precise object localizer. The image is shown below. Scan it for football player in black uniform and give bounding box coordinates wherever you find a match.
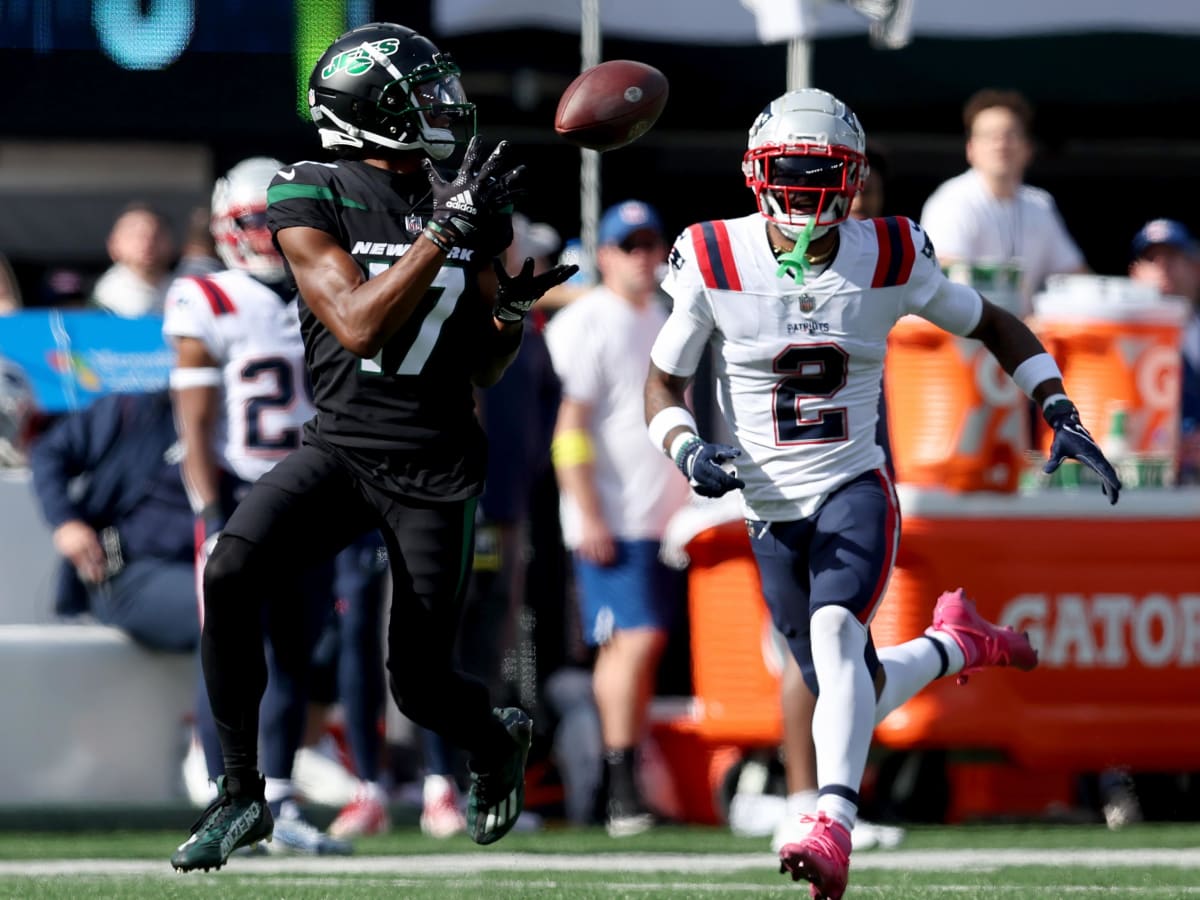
[172,22,577,871]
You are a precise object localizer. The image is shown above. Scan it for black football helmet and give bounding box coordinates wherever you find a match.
[308,22,476,160]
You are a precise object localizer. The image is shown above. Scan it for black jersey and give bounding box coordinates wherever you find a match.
[266,158,509,501]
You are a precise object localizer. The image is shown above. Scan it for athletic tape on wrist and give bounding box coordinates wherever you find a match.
[1011,353,1062,398]
[669,431,701,468]
[647,406,698,456]
[1041,392,1070,414]
[422,224,454,253]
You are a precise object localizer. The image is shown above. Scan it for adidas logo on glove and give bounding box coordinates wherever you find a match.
[446,191,477,213]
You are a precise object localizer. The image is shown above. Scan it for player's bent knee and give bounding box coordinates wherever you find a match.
[203,535,264,608]
[810,605,867,654]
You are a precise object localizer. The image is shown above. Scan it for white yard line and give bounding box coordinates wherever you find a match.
[3,847,1200,877]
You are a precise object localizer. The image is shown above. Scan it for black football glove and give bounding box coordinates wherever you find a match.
[492,257,580,323]
[1043,399,1121,505]
[674,436,745,498]
[422,136,525,244]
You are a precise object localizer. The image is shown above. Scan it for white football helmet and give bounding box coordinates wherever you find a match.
[211,156,287,283]
[742,89,868,240]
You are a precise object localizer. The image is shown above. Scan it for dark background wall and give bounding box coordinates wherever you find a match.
[1,0,1197,286]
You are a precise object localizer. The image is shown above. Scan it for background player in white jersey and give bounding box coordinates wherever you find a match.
[164,157,350,856]
[644,89,1120,900]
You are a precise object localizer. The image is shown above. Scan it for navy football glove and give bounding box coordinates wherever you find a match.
[674,436,745,498]
[492,257,580,323]
[1043,399,1121,505]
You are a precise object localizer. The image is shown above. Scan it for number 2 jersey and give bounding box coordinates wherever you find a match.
[265,158,506,501]
[163,268,312,483]
[651,213,983,521]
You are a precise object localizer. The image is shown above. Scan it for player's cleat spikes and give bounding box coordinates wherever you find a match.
[778,812,852,899]
[467,707,532,846]
[170,774,273,872]
[928,588,1038,684]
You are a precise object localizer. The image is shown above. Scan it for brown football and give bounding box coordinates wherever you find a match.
[554,60,669,152]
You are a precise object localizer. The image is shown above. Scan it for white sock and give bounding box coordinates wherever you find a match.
[927,630,966,675]
[264,776,294,807]
[816,793,858,835]
[786,789,819,816]
[809,605,873,833]
[875,634,961,724]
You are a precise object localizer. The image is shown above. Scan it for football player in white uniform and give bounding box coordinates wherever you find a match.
[164,157,351,857]
[644,89,1120,900]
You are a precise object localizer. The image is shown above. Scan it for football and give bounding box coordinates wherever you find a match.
[554,60,669,152]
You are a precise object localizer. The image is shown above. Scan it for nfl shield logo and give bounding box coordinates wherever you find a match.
[798,294,815,313]
[405,214,423,234]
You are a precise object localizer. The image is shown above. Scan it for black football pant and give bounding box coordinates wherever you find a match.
[202,442,511,788]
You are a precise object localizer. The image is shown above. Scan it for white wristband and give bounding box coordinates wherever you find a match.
[1011,352,1062,398]
[647,406,698,455]
[170,367,223,389]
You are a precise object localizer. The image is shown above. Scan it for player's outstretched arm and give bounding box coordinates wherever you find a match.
[968,298,1121,504]
[169,336,225,520]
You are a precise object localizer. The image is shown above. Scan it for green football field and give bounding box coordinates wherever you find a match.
[1,823,1199,899]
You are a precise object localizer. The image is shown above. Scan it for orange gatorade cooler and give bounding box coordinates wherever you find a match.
[1032,275,1187,478]
[885,313,1030,493]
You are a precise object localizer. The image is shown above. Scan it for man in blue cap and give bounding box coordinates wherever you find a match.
[544,200,692,836]
[1128,218,1200,482]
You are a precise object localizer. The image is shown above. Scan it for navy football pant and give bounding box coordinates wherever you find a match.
[748,468,900,696]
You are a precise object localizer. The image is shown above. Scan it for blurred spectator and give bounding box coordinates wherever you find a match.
[40,267,90,309]
[920,89,1087,316]
[540,237,593,312]
[0,354,38,468]
[28,390,198,652]
[91,202,176,317]
[174,205,224,279]
[544,200,692,837]
[0,253,22,314]
[1127,218,1200,484]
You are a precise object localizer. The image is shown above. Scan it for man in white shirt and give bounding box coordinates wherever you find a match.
[545,200,693,837]
[920,89,1087,317]
[92,203,176,317]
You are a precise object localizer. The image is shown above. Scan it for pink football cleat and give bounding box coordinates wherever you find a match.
[929,588,1038,684]
[778,812,852,900]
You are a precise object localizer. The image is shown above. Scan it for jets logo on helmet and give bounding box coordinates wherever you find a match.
[321,38,400,79]
[308,22,476,161]
[742,88,868,241]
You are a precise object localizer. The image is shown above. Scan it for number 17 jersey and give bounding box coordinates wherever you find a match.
[651,213,945,521]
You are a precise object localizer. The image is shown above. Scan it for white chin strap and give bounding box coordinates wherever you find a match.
[316,105,455,160]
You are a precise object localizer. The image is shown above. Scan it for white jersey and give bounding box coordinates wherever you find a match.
[652,213,980,521]
[545,285,692,547]
[919,169,1085,313]
[163,269,313,483]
